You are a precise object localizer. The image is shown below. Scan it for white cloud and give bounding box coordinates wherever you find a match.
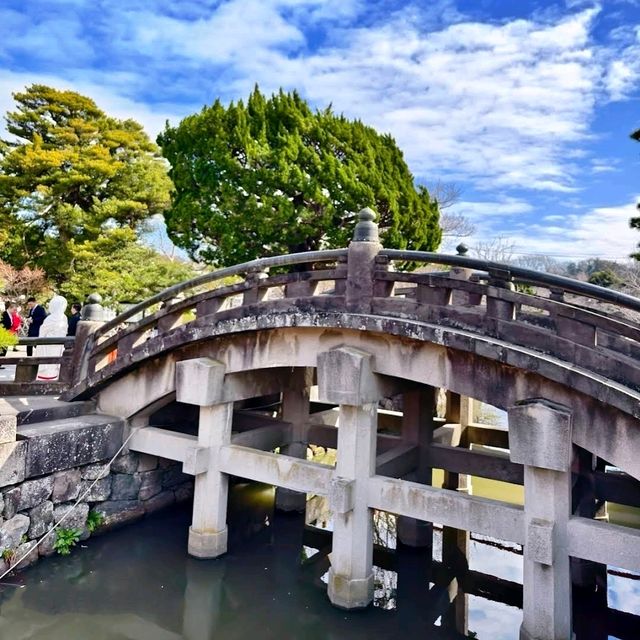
[1,1,639,200]
[0,70,189,140]
[603,25,640,100]
[452,198,534,219]
[501,198,640,259]
[133,0,306,64]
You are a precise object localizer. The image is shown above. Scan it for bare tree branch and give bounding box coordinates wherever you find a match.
[430,180,463,210]
[440,211,475,237]
[471,236,516,263]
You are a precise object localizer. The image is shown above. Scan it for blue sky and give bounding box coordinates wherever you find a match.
[1,0,639,261]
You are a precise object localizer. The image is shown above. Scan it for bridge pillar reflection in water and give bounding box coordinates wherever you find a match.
[176,357,233,559]
[508,399,573,640]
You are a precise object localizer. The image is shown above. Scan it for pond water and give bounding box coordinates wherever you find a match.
[0,482,637,640]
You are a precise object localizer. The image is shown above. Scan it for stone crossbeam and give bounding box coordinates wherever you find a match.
[218,445,333,494]
[568,517,640,574]
[367,475,525,544]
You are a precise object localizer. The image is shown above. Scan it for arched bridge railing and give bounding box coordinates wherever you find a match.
[66,208,640,403]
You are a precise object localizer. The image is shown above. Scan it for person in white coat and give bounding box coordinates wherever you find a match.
[37,295,68,381]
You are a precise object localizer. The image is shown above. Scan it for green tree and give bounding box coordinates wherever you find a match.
[158,87,441,266]
[0,85,173,282]
[58,228,196,308]
[588,269,621,288]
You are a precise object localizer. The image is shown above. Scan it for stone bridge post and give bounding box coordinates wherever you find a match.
[346,207,383,313]
[275,367,314,512]
[396,387,438,548]
[508,399,573,640]
[317,346,380,609]
[69,293,106,385]
[176,358,233,559]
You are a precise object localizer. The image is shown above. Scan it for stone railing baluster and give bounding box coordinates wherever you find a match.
[346,208,382,314]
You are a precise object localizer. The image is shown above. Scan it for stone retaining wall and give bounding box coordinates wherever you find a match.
[0,415,193,574]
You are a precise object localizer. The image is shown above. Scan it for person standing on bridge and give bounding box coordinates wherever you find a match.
[67,303,82,337]
[0,301,13,365]
[37,295,68,381]
[26,297,46,356]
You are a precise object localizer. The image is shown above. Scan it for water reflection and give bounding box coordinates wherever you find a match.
[0,482,636,639]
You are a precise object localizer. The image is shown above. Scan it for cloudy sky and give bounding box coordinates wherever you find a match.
[1,0,639,261]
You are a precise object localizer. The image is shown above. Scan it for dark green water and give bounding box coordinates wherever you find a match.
[0,483,637,639]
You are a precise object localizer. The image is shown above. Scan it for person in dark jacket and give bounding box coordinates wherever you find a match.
[26,297,47,356]
[67,303,82,336]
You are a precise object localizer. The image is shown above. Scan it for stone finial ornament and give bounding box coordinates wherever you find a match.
[82,293,105,322]
[456,243,469,256]
[352,207,379,243]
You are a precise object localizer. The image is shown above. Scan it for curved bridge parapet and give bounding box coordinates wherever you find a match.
[66,213,640,415]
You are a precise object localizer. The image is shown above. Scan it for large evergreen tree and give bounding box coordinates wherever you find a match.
[0,85,173,282]
[158,87,441,266]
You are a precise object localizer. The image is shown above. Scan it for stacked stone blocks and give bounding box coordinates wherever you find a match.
[0,414,193,574]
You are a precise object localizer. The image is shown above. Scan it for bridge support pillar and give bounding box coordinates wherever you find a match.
[441,391,472,636]
[318,347,379,609]
[397,387,437,548]
[188,400,233,559]
[276,368,313,512]
[509,399,573,640]
[176,358,233,559]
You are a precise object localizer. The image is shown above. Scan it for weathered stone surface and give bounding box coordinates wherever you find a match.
[98,500,144,530]
[317,346,380,406]
[143,490,175,514]
[0,397,95,427]
[0,514,30,549]
[53,502,89,531]
[38,533,56,557]
[138,470,163,501]
[15,540,39,568]
[137,454,158,472]
[0,416,17,444]
[2,488,20,520]
[20,415,124,477]
[81,462,110,480]
[0,441,26,488]
[508,399,572,472]
[162,465,190,489]
[111,453,138,474]
[4,476,54,518]
[176,358,225,406]
[52,469,82,503]
[174,481,194,503]
[28,500,54,539]
[158,457,175,469]
[79,477,111,502]
[111,473,142,501]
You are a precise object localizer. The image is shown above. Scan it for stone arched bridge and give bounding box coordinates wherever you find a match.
[8,210,640,639]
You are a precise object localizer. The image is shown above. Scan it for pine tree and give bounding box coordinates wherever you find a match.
[0,85,173,282]
[158,86,441,266]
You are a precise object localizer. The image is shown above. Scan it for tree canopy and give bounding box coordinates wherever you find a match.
[0,84,173,282]
[57,228,195,308]
[158,87,441,266]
